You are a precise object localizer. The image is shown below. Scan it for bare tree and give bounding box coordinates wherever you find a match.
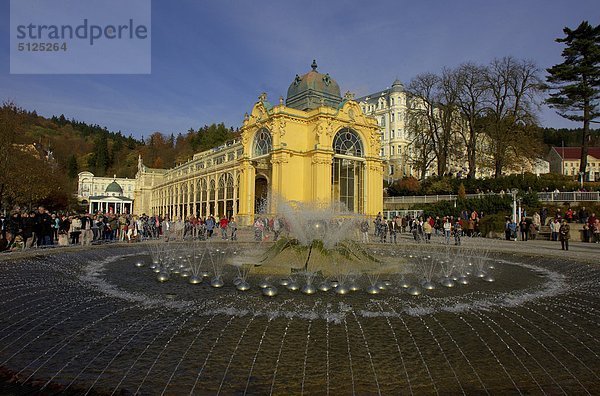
[436,68,462,176]
[454,63,488,178]
[407,117,436,180]
[406,74,438,179]
[482,57,543,177]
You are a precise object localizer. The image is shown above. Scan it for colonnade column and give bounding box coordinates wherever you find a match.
[365,159,384,217]
[193,180,198,217]
[233,171,238,218]
[237,159,255,226]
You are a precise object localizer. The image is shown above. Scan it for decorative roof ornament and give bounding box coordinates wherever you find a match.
[311,59,318,71]
[258,92,267,102]
[344,91,355,100]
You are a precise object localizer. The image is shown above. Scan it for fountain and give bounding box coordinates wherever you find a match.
[0,203,598,394]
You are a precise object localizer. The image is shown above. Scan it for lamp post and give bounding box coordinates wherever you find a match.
[579,171,585,189]
[511,188,518,223]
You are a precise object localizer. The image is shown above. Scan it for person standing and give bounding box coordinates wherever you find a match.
[388,217,398,244]
[253,217,264,241]
[229,217,238,241]
[519,216,529,241]
[36,207,53,246]
[453,220,462,246]
[423,217,432,243]
[508,219,518,241]
[443,217,452,244]
[80,214,93,246]
[70,216,82,245]
[559,220,570,251]
[58,215,70,246]
[360,219,369,243]
[541,207,548,226]
[220,216,229,240]
[551,219,561,242]
[379,219,388,243]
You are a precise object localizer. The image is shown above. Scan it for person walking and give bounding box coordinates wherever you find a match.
[559,220,570,251]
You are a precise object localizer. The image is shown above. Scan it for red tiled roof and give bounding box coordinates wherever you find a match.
[552,147,600,160]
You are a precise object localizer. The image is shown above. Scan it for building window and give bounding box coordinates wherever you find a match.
[391,113,394,122]
[253,128,272,157]
[391,129,395,139]
[391,145,395,155]
[332,128,364,214]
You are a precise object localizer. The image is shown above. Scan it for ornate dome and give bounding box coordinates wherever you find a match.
[105,180,123,195]
[286,60,342,111]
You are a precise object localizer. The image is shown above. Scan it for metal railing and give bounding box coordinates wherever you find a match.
[537,191,600,202]
[384,193,500,205]
[384,191,600,205]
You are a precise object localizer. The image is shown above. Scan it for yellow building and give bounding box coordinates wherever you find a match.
[134,61,384,225]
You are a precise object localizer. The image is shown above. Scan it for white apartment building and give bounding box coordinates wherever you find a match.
[357,79,415,180]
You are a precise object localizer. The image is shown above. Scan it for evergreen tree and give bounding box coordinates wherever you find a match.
[67,154,79,179]
[546,21,600,177]
[94,134,109,176]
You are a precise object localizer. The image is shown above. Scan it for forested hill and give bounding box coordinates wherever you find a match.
[2,103,239,179]
[0,102,238,211]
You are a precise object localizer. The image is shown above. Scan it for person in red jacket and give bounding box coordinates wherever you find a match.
[219,216,229,240]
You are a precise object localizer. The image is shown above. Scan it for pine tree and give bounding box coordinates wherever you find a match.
[67,154,79,179]
[546,21,600,178]
[94,134,109,176]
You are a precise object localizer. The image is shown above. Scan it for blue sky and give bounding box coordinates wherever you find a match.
[1,0,598,139]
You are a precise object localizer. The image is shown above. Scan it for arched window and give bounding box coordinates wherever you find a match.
[253,128,272,157]
[331,128,365,213]
[333,128,364,157]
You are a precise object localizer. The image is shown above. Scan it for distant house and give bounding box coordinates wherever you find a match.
[547,147,600,181]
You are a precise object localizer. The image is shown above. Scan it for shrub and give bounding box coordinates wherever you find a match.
[388,176,420,196]
[422,177,454,195]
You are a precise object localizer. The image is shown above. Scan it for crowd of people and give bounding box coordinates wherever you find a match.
[368,210,484,246]
[503,206,599,249]
[1,204,599,253]
[0,208,241,252]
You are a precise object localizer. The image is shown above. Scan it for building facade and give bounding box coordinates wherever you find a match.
[77,171,136,213]
[547,147,600,181]
[134,62,384,225]
[357,80,413,180]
